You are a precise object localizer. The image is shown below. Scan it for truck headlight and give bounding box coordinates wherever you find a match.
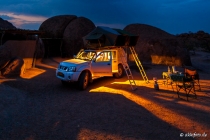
[58,65,76,72]
[67,66,76,72]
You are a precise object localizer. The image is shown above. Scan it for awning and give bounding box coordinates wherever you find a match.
[85,33,103,40]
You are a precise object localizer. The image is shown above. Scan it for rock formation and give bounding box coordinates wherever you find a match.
[177,31,210,52]
[62,17,96,56]
[39,15,77,38]
[0,18,42,77]
[0,45,11,70]
[124,24,192,66]
[0,17,16,29]
[0,40,40,77]
[39,15,95,57]
[1,57,25,77]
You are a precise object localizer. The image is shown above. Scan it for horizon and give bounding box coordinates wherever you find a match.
[0,1,210,35]
[1,16,209,36]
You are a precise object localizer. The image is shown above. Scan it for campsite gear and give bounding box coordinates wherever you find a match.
[130,46,149,83]
[170,74,196,101]
[154,81,159,90]
[185,67,201,91]
[119,47,137,90]
[168,66,171,73]
[172,66,176,73]
[162,71,170,87]
[153,77,159,90]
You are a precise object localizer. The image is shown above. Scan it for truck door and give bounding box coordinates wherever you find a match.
[91,51,112,77]
[112,50,118,73]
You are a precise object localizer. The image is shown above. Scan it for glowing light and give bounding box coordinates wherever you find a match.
[90,86,210,132]
[20,68,46,79]
[77,128,122,140]
[0,79,16,84]
[111,80,150,86]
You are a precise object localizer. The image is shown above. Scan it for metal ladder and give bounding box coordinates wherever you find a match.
[130,46,149,83]
[119,47,137,90]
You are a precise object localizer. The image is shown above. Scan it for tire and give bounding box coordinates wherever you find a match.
[78,71,89,90]
[61,80,68,86]
[113,64,124,78]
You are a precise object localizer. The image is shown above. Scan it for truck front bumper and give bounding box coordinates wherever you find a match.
[56,69,80,82]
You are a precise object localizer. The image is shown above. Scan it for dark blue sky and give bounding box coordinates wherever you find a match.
[0,0,210,35]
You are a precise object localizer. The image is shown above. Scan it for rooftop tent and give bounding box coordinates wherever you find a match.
[83,26,139,48]
[113,29,139,46]
[84,26,120,48]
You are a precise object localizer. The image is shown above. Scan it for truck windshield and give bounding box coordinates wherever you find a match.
[75,50,96,61]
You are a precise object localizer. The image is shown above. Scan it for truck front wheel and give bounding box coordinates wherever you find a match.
[78,71,89,90]
[113,64,124,78]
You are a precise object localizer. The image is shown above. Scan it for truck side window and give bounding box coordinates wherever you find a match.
[96,52,111,62]
[96,53,104,61]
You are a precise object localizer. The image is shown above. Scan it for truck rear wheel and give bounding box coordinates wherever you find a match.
[78,71,89,90]
[114,64,124,78]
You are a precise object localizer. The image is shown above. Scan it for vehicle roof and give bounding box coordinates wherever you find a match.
[83,48,121,52]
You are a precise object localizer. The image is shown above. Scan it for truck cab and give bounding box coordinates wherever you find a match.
[56,47,127,90]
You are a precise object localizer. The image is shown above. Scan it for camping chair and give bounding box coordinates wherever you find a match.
[185,67,201,91]
[169,74,184,92]
[170,75,196,101]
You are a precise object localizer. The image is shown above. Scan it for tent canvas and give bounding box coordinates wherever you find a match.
[83,26,139,48]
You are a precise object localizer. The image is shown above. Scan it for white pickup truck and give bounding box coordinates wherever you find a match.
[56,47,127,90]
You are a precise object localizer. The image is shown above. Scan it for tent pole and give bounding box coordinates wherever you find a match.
[32,36,39,68]
[98,39,101,49]
[0,31,5,45]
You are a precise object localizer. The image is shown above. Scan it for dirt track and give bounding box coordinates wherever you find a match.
[0,51,210,140]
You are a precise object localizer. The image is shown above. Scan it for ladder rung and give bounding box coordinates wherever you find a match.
[130,83,136,86]
[130,46,149,83]
[119,47,141,89]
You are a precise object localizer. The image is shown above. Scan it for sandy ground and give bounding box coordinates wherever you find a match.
[0,50,210,140]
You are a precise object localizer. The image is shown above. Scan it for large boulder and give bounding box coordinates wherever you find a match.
[39,15,77,38]
[1,40,37,69]
[1,57,25,77]
[0,45,11,70]
[0,17,16,29]
[177,31,210,52]
[63,17,95,57]
[39,15,77,58]
[39,15,76,57]
[124,24,191,66]
[39,15,95,57]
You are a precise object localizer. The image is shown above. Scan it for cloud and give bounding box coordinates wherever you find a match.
[0,11,47,28]
[0,0,209,33]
